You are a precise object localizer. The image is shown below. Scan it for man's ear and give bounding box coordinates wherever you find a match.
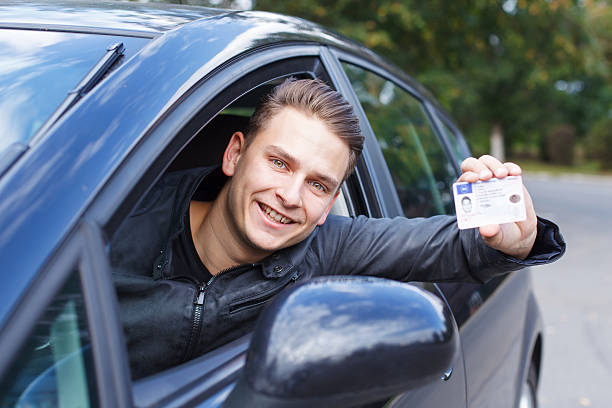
[317,190,341,226]
[222,131,246,177]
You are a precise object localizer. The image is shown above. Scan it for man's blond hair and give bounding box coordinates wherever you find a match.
[246,78,363,181]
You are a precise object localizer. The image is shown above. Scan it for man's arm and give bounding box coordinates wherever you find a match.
[311,156,564,284]
[316,213,564,284]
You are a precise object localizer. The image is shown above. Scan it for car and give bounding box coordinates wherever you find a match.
[0,1,543,407]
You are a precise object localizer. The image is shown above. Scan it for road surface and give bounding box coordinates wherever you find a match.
[524,173,612,408]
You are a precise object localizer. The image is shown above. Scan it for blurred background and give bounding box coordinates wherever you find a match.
[131,0,611,175]
[133,1,611,406]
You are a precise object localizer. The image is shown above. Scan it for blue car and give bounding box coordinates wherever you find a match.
[0,1,543,407]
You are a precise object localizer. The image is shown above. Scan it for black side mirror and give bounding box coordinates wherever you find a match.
[224,276,458,408]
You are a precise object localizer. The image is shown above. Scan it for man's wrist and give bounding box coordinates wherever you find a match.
[505,217,566,265]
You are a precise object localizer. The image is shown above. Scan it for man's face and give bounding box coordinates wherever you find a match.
[221,107,350,254]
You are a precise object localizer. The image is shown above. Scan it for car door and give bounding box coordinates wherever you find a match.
[327,50,468,408]
[0,222,131,408]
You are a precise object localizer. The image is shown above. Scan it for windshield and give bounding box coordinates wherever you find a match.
[0,29,150,155]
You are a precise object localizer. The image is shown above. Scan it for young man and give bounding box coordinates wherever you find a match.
[111,79,565,379]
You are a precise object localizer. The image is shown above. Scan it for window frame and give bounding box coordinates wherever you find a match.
[341,63,458,217]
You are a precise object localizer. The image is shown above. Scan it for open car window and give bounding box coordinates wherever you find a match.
[104,54,356,392]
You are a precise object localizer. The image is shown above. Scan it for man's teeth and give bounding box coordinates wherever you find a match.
[263,204,292,224]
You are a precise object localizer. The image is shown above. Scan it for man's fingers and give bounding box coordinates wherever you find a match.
[479,224,501,240]
[478,155,507,178]
[461,155,506,180]
[461,157,485,173]
[461,157,492,180]
[460,156,523,184]
[457,171,479,183]
[504,162,522,176]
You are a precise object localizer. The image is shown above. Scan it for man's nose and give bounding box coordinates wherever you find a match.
[277,177,303,208]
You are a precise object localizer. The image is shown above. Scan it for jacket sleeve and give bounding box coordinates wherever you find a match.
[313,214,565,284]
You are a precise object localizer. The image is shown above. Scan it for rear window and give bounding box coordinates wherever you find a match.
[0,29,150,154]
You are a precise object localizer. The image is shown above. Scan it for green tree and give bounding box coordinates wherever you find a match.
[581,1,612,168]
[252,0,606,160]
[139,0,609,166]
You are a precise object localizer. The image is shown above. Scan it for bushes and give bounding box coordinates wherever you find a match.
[585,116,612,170]
[544,124,576,165]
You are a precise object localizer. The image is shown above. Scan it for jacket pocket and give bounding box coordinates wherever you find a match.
[228,271,299,315]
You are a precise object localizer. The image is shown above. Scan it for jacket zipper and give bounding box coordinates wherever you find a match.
[228,271,300,315]
[182,264,252,362]
[184,277,212,361]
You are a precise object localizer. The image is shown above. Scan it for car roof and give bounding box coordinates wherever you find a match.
[0,0,436,103]
[0,0,228,38]
[0,0,383,62]
[2,0,442,100]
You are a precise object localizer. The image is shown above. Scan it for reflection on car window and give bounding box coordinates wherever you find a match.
[343,63,456,217]
[0,271,98,408]
[438,120,466,168]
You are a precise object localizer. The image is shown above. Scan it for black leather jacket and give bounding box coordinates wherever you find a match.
[110,166,565,379]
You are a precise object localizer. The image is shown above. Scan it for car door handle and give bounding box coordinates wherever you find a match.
[441,367,453,381]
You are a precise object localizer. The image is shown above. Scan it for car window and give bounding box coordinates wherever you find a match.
[105,55,358,388]
[342,63,456,217]
[0,271,98,408]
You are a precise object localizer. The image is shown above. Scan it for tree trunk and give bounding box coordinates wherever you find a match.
[490,122,505,161]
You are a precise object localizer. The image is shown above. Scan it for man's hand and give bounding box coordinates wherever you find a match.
[459,155,537,260]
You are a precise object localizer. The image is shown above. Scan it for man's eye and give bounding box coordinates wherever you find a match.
[311,181,325,192]
[272,159,285,168]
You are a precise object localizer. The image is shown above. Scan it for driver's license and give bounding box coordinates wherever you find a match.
[452,176,526,230]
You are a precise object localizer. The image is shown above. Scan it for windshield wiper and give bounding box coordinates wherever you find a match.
[31,42,125,144]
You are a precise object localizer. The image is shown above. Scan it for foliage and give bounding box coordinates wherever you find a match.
[585,116,612,169]
[250,0,609,159]
[544,124,576,165]
[135,0,610,167]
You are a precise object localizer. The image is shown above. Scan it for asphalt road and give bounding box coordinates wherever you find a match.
[523,174,612,408]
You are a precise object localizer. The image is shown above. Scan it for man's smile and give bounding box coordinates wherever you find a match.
[258,202,296,225]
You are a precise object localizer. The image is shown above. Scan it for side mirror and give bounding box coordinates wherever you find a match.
[224,276,459,408]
